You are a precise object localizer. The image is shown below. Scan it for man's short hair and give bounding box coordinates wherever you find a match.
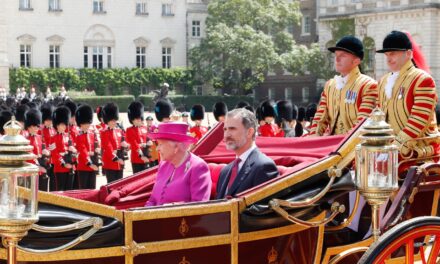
[226,108,257,140]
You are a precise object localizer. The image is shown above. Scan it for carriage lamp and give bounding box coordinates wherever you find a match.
[355,108,398,242]
[0,117,39,264]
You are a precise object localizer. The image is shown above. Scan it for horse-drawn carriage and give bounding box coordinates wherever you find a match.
[1,110,440,264]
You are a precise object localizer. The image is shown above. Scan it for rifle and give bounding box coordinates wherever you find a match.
[116,123,129,168]
[37,142,50,192]
[90,129,102,166]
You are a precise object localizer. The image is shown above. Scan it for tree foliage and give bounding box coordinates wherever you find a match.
[190,0,328,93]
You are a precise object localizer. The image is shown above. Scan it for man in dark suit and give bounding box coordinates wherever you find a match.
[216,108,279,199]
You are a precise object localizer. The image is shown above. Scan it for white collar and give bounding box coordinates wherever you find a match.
[334,74,349,90]
[385,71,400,99]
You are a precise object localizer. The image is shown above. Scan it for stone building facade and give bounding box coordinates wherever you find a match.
[317,0,440,87]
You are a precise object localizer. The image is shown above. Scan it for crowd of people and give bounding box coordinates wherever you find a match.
[0,29,438,207]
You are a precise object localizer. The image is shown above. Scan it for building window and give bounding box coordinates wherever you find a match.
[92,46,103,69]
[20,44,32,67]
[48,0,61,11]
[194,85,203,95]
[302,15,311,35]
[192,21,201,37]
[284,87,292,100]
[19,0,32,10]
[268,87,275,99]
[49,45,60,68]
[302,87,309,103]
[107,47,112,68]
[93,0,105,13]
[136,47,146,68]
[84,46,88,68]
[162,3,174,16]
[329,0,338,5]
[136,1,148,15]
[162,47,171,68]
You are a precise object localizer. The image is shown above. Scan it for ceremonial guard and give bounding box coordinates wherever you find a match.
[25,109,48,191]
[75,104,99,189]
[95,106,107,132]
[309,36,378,136]
[258,100,284,137]
[126,101,152,173]
[213,101,228,124]
[64,99,79,142]
[376,30,439,161]
[276,100,293,137]
[40,103,56,191]
[51,106,75,191]
[189,104,208,142]
[101,103,126,183]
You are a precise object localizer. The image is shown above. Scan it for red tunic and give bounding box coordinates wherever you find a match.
[27,133,42,165]
[259,123,284,137]
[75,131,95,172]
[126,125,149,164]
[68,125,79,143]
[189,125,208,141]
[96,122,107,132]
[100,128,123,171]
[51,133,70,173]
[41,126,56,147]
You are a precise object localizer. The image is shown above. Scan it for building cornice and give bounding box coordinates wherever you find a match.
[318,3,440,20]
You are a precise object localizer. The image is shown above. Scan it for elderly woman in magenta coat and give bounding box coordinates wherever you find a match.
[145,122,211,206]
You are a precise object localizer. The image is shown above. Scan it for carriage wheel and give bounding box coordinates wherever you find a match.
[358,216,440,264]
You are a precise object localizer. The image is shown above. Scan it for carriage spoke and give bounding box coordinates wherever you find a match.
[419,244,427,264]
[406,240,414,263]
[428,236,440,264]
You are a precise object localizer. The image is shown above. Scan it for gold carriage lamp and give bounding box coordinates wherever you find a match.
[355,108,398,242]
[0,117,39,264]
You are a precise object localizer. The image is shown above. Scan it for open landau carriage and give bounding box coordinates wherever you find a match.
[1,110,440,264]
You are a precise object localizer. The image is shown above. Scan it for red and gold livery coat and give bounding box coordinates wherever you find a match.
[378,60,439,158]
[309,67,378,136]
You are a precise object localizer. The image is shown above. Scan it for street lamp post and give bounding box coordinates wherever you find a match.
[355,108,399,242]
[0,117,39,264]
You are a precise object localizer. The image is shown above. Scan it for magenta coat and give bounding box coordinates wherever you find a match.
[146,153,211,206]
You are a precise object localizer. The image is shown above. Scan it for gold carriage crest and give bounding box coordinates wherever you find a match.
[267,246,279,264]
[179,256,191,264]
[179,218,189,237]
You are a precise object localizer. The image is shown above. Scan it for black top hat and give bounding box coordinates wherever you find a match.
[376,30,412,53]
[102,103,119,124]
[328,36,364,60]
[213,102,228,121]
[154,99,173,122]
[75,104,94,125]
[276,100,293,122]
[190,104,205,121]
[260,100,276,119]
[127,101,144,123]
[25,109,42,129]
[53,106,71,128]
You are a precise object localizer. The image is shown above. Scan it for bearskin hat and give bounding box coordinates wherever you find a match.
[15,104,30,123]
[292,104,298,120]
[102,102,119,124]
[0,110,13,134]
[190,104,205,121]
[64,99,77,117]
[127,101,144,123]
[75,104,94,125]
[276,100,293,123]
[52,106,71,127]
[40,104,54,122]
[235,101,250,109]
[306,103,317,122]
[154,99,173,122]
[260,100,276,119]
[297,107,306,122]
[213,102,228,121]
[24,109,42,129]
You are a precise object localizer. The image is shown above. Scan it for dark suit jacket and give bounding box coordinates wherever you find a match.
[216,148,279,199]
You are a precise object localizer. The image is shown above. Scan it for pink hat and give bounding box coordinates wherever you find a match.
[148,122,197,143]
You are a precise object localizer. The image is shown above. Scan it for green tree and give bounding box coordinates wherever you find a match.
[190,0,323,94]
